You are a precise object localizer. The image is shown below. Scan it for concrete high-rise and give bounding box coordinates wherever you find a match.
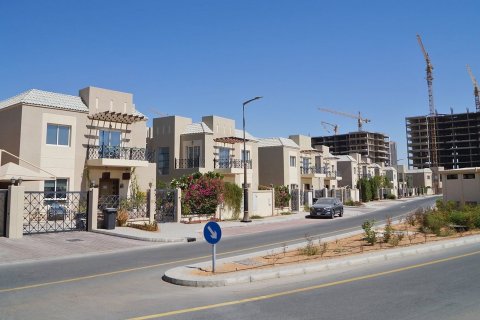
[311,131,390,165]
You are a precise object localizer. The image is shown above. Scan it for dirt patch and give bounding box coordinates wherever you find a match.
[192,224,480,276]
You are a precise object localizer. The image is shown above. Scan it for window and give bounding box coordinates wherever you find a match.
[463,174,475,179]
[302,157,310,169]
[157,147,169,175]
[290,156,296,167]
[446,174,458,180]
[426,175,431,180]
[44,178,68,199]
[99,130,121,147]
[241,150,251,162]
[46,124,70,146]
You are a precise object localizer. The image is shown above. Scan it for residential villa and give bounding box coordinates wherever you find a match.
[257,134,342,192]
[150,115,258,190]
[0,87,156,198]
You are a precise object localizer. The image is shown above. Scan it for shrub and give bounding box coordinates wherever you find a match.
[425,212,447,236]
[274,185,291,208]
[128,221,158,232]
[223,182,243,220]
[299,237,319,256]
[362,219,377,245]
[386,194,396,200]
[171,172,224,216]
[250,215,264,219]
[383,217,393,243]
[116,209,129,226]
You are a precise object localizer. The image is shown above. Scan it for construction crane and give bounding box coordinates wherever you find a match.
[318,108,370,131]
[416,34,436,116]
[466,64,480,112]
[321,121,339,135]
[416,35,438,169]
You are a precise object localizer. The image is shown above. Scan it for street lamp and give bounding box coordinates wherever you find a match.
[241,96,263,223]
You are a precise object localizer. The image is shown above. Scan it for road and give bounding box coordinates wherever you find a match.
[0,197,446,319]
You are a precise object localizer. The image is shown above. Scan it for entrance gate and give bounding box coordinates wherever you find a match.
[23,191,89,235]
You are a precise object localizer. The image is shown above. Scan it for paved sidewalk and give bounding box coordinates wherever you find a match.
[0,196,432,266]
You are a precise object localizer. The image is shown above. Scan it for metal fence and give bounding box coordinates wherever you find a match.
[23,191,88,234]
[0,190,7,237]
[155,189,175,222]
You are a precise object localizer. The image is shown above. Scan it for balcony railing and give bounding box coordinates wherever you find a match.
[214,158,252,169]
[88,145,154,162]
[359,173,372,179]
[323,169,340,178]
[175,158,205,169]
[300,166,323,175]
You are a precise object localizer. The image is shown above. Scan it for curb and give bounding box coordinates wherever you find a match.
[92,229,196,243]
[163,233,480,287]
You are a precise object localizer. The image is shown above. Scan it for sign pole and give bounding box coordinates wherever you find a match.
[212,244,216,273]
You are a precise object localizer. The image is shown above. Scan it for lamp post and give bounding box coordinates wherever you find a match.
[241,96,262,223]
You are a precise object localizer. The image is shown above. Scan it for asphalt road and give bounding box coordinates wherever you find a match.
[0,196,442,319]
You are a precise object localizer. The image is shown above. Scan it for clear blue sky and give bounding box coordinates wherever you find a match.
[1,0,479,164]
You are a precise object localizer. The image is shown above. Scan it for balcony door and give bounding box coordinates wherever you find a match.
[218,147,230,168]
[186,146,200,168]
[99,130,121,158]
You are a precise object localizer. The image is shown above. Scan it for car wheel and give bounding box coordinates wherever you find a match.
[339,208,343,217]
[330,210,335,219]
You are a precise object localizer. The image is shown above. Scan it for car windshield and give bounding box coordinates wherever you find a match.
[315,198,336,205]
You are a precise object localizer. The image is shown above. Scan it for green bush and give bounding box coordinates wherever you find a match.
[386,194,396,200]
[223,182,243,220]
[274,185,291,208]
[425,212,447,236]
[362,219,377,245]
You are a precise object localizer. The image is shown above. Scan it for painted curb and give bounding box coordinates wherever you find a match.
[92,230,196,243]
[163,234,480,287]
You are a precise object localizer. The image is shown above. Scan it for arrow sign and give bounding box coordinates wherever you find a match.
[204,221,222,245]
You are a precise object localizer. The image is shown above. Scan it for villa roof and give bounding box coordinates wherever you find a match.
[183,122,214,135]
[257,137,299,148]
[0,89,89,112]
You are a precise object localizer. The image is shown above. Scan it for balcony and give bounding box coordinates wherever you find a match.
[175,158,206,169]
[300,166,324,176]
[213,158,252,174]
[324,170,341,180]
[86,145,153,167]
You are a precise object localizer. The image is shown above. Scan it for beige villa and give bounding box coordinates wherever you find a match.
[0,87,156,198]
[258,134,341,191]
[150,115,259,190]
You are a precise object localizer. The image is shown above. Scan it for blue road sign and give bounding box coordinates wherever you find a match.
[204,221,222,245]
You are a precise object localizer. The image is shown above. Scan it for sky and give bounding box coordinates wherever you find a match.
[1,0,480,164]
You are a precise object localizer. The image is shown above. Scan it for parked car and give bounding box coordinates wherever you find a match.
[47,202,68,221]
[310,197,343,219]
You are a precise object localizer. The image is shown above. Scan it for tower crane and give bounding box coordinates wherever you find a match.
[416,34,438,168]
[321,121,339,135]
[318,108,370,131]
[466,64,480,112]
[416,34,436,115]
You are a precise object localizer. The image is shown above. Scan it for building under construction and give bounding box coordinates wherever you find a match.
[311,131,390,165]
[406,111,480,169]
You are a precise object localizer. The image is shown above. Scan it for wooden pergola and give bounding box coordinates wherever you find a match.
[88,111,145,124]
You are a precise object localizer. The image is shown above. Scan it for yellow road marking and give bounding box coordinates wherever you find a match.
[0,211,413,293]
[127,249,480,320]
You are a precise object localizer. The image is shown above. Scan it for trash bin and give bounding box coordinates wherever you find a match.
[103,208,117,230]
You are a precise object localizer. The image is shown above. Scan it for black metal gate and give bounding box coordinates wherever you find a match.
[0,190,7,237]
[291,189,299,211]
[155,189,175,222]
[23,191,88,235]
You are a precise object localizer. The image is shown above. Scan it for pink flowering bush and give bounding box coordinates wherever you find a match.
[171,172,224,216]
[274,185,291,208]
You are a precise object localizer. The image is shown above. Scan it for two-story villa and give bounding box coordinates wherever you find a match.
[0,87,156,198]
[151,115,259,189]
